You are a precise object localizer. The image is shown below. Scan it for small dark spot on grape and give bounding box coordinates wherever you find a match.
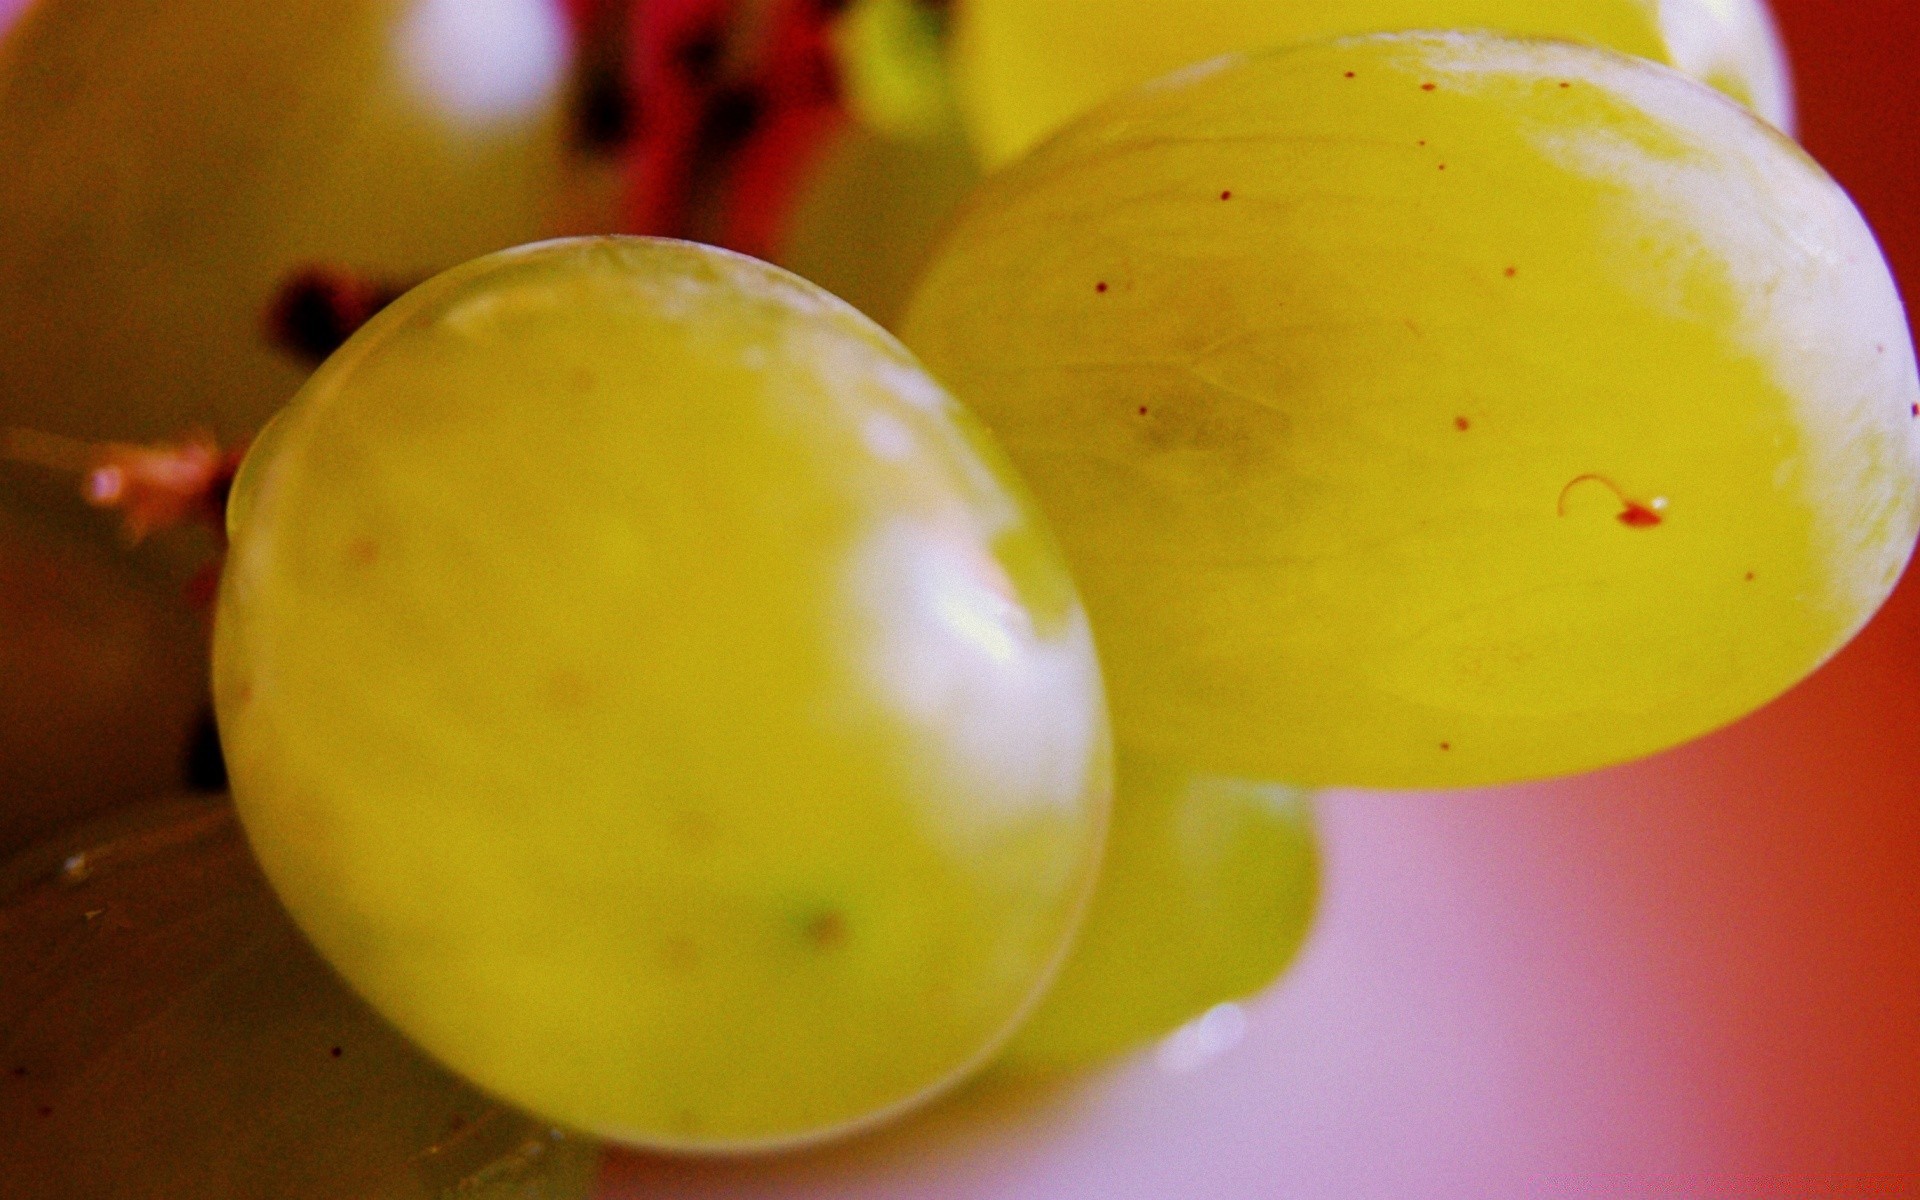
[184,705,227,793]
[1559,81,1573,89]
[1344,71,1356,79]
[804,909,848,950]
[1421,82,1437,91]
[347,537,379,567]
[1454,416,1470,431]
[330,1046,343,1058]
[10,1065,26,1078]
[1437,163,1447,171]
[1138,406,1150,416]
[1504,266,1517,278]
[1417,139,1427,147]
[1745,571,1756,582]
[37,1106,52,1118]
[661,936,701,970]
[1095,281,1108,293]
[1220,190,1232,200]
[1439,742,1452,751]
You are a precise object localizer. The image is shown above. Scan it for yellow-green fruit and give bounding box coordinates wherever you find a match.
[901,34,1920,789]
[0,0,574,450]
[952,0,1792,168]
[997,757,1317,1074]
[0,798,600,1200]
[214,237,1111,1151]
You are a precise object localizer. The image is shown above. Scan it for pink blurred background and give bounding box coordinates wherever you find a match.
[600,1,1920,1194]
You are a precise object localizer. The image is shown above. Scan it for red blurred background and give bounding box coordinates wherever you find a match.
[599,2,1920,1195]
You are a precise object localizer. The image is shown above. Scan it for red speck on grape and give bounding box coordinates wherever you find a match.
[1138,406,1150,416]
[1455,416,1470,431]
[1745,572,1756,582]
[1421,82,1436,91]
[1416,139,1426,147]
[1095,281,1109,293]
[10,1065,25,1078]
[1504,266,1517,277]
[38,1106,53,1118]
[1559,81,1572,89]
[1437,163,1447,170]
[1439,742,1452,751]
[1558,473,1664,528]
[330,1046,343,1058]
[1344,71,1356,79]
[1220,190,1232,200]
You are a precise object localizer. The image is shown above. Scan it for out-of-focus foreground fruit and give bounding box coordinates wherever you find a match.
[213,237,1111,1151]
[903,33,1920,789]
[0,796,601,1200]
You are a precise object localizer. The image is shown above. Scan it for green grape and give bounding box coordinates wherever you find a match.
[901,34,1920,789]
[995,755,1317,1075]
[0,506,206,861]
[0,797,601,1200]
[212,236,1111,1151]
[773,122,982,331]
[0,0,576,488]
[952,0,1792,168]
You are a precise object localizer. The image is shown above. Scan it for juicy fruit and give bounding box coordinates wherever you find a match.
[0,797,599,1200]
[213,237,1110,1150]
[0,0,573,449]
[952,0,1793,168]
[901,34,1920,788]
[997,757,1317,1074]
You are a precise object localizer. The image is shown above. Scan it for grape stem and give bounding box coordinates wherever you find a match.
[2,426,247,547]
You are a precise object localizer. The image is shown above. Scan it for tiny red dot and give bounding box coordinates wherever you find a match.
[1421,82,1437,91]
[1504,266,1517,277]
[1745,572,1756,581]
[1345,71,1356,79]
[1559,81,1572,88]
[330,1046,343,1058]
[1439,742,1452,751]
[1437,163,1447,170]
[37,1106,52,1118]
[1220,190,1232,200]
[1138,406,1149,416]
[1455,416,1470,431]
[1095,282,1108,293]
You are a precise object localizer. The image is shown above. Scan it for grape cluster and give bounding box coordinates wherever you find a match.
[2,0,1914,1180]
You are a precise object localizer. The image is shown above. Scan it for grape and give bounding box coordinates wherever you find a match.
[0,797,601,1199]
[0,0,577,495]
[996,755,1317,1074]
[212,236,1111,1150]
[0,507,206,861]
[900,34,1920,789]
[951,0,1793,168]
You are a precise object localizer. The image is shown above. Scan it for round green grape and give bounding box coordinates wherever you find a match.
[0,0,577,447]
[952,0,1792,168]
[901,34,1920,789]
[996,755,1317,1075]
[213,236,1112,1151]
[0,797,601,1200]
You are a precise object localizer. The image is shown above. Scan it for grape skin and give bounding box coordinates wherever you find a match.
[901,34,1920,789]
[952,0,1794,168]
[995,757,1318,1074]
[213,237,1111,1151]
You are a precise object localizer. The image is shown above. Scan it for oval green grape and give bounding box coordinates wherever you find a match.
[213,236,1112,1151]
[952,0,1792,168]
[996,755,1317,1075]
[901,34,1920,789]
